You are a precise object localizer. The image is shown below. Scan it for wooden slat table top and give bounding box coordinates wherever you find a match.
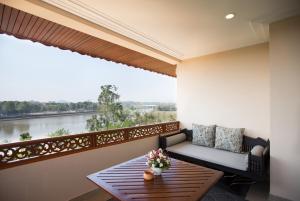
[87,156,223,201]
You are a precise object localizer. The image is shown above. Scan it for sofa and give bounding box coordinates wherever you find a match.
[159,128,270,181]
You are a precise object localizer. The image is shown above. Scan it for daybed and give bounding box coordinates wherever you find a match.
[159,128,270,181]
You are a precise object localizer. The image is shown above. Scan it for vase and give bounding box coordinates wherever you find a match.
[151,167,163,175]
[143,170,154,180]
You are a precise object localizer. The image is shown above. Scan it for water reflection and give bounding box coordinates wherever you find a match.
[15,123,30,133]
[0,114,94,143]
[0,124,15,135]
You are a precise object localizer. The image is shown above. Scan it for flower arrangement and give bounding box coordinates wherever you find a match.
[146,148,171,172]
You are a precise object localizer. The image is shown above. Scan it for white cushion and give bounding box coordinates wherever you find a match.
[167,141,248,171]
[166,133,186,147]
[251,145,264,157]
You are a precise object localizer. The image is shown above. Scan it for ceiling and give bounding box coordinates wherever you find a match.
[43,0,300,60]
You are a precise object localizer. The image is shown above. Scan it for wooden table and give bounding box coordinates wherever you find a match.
[87,156,223,201]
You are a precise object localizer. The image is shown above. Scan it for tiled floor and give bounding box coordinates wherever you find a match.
[70,188,111,201]
[246,181,270,201]
[71,181,271,201]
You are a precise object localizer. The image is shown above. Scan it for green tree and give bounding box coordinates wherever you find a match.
[1,101,16,115]
[48,128,70,137]
[86,85,124,131]
[144,112,156,124]
[86,115,101,131]
[19,132,32,141]
[168,113,176,121]
[15,101,31,114]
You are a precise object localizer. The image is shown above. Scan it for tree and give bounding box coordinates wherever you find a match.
[86,115,101,131]
[1,101,16,115]
[168,113,176,121]
[15,101,31,114]
[86,85,124,131]
[48,128,70,137]
[19,132,32,141]
[143,112,156,124]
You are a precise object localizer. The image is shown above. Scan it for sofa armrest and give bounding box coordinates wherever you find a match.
[243,136,268,152]
[181,128,193,141]
[159,132,186,149]
[263,141,270,158]
[248,140,270,178]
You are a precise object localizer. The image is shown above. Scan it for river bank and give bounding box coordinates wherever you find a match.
[0,113,95,143]
[0,111,97,121]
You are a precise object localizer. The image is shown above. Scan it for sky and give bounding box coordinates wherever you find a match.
[0,34,176,103]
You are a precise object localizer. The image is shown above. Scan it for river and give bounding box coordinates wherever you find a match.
[0,113,95,143]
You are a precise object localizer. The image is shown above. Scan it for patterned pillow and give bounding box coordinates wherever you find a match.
[214,126,244,153]
[192,124,216,147]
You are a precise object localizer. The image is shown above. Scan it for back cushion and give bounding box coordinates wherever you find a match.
[166,133,186,147]
[192,124,216,147]
[214,126,244,153]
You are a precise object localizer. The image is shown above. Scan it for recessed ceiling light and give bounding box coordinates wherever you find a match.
[225,13,235,20]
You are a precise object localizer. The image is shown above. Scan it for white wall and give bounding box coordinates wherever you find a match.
[0,136,158,201]
[177,43,270,139]
[270,15,300,201]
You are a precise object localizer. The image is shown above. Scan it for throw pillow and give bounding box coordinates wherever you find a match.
[251,145,265,157]
[214,126,244,153]
[192,124,216,147]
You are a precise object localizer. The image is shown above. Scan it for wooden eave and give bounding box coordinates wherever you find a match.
[0,4,176,77]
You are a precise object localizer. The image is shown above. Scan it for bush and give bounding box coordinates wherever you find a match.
[19,132,32,141]
[48,128,70,137]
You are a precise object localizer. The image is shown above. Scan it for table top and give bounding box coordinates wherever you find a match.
[87,156,223,201]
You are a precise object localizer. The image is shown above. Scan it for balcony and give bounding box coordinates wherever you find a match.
[0,122,180,200]
[1,1,300,201]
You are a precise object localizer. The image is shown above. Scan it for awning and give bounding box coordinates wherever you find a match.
[0,4,176,77]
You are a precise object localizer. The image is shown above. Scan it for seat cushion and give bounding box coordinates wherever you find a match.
[214,126,244,153]
[192,124,216,147]
[167,141,248,171]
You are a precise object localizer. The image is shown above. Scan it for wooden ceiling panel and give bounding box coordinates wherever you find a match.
[76,38,101,53]
[70,35,92,50]
[0,5,3,25]
[26,17,43,38]
[66,32,86,48]
[40,23,58,41]
[37,21,55,41]
[23,15,38,37]
[17,13,32,36]
[100,45,133,60]
[44,25,64,42]
[6,8,18,33]
[11,11,23,35]
[0,4,176,77]
[58,29,77,45]
[117,52,145,63]
[91,42,114,55]
[1,5,11,31]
